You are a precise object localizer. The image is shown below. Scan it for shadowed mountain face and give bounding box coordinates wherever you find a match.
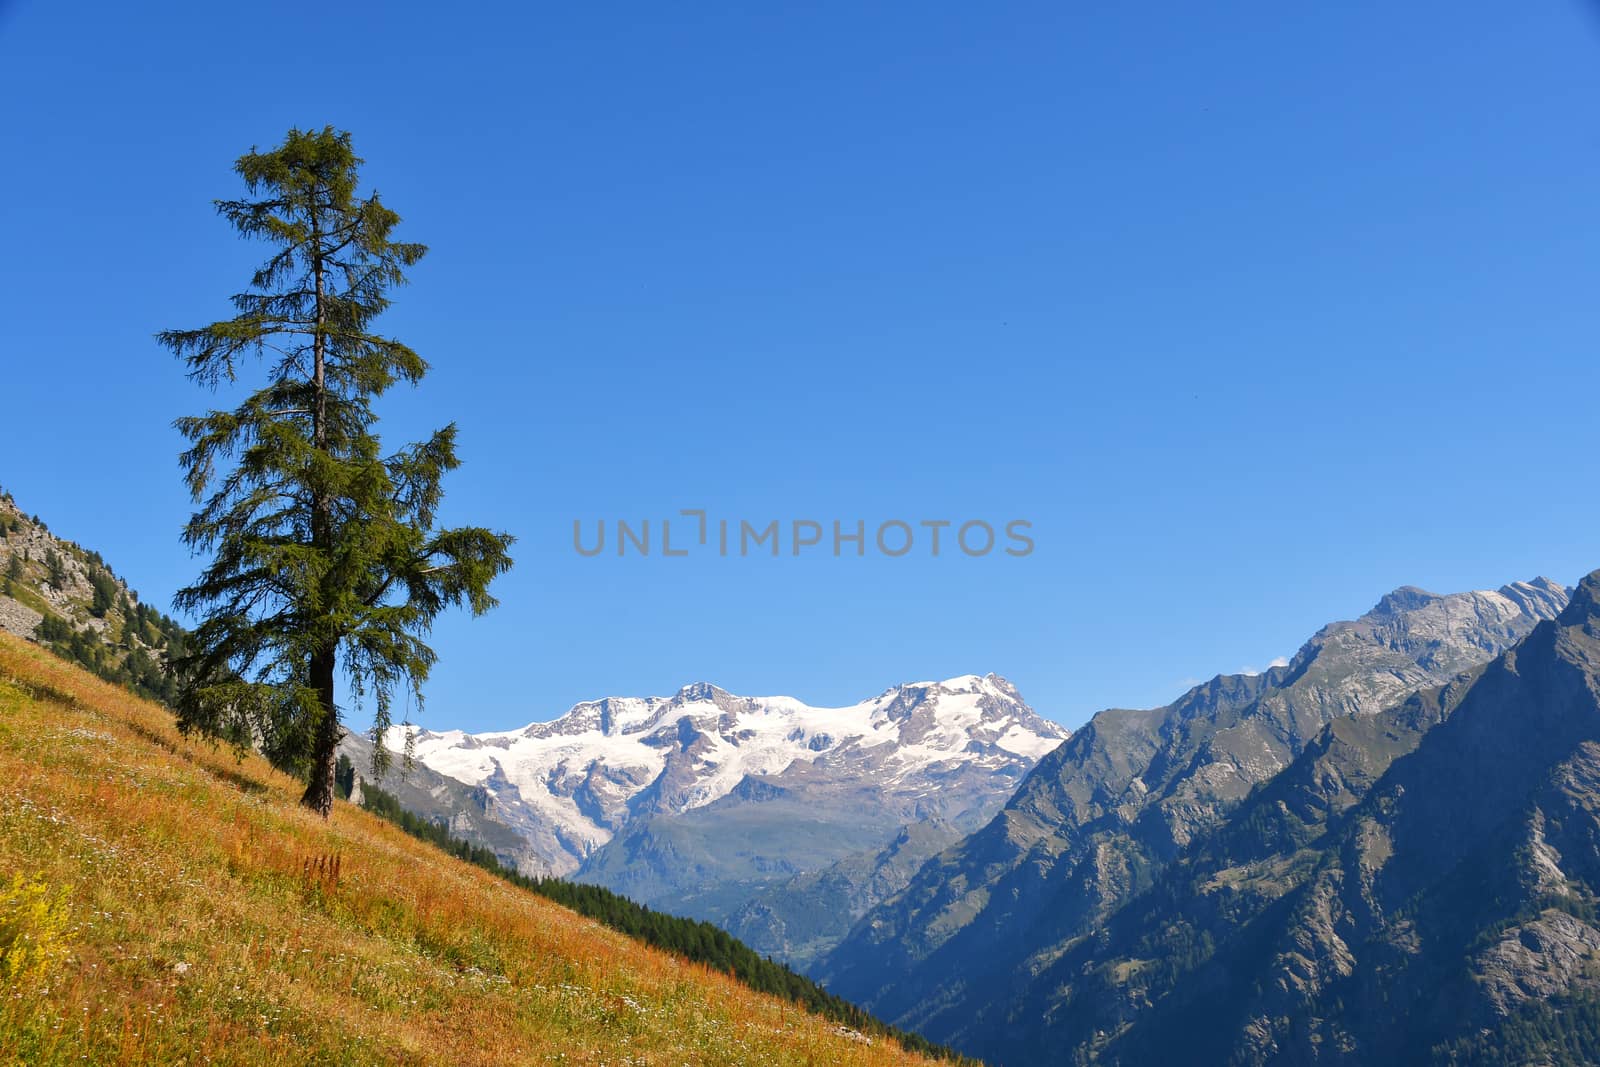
[817,578,1570,1050]
[726,820,968,972]
[963,570,1600,1065]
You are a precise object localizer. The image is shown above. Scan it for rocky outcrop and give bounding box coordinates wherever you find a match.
[0,596,41,639]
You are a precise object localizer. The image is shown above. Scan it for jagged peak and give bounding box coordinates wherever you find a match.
[672,681,731,703]
[1367,585,1444,618]
[1362,576,1571,625]
[1496,576,1572,617]
[403,670,1066,878]
[518,673,1040,740]
[890,673,1017,697]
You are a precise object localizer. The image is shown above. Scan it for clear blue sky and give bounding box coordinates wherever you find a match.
[2,2,1598,732]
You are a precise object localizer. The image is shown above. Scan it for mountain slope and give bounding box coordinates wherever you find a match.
[0,485,542,881]
[988,568,1600,1065]
[0,486,185,702]
[727,819,967,972]
[336,729,540,875]
[819,578,1569,1042]
[0,633,949,1067]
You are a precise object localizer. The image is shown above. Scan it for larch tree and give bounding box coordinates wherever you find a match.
[161,127,514,817]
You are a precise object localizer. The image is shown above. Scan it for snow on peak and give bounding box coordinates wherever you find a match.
[395,675,1069,876]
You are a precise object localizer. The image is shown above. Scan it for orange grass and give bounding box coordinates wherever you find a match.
[0,633,942,1066]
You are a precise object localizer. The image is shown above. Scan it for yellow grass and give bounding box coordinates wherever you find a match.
[0,633,939,1066]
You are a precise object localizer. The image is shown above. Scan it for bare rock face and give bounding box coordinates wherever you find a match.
[0,595,42,639]
[1477,911,1600,1014]
[818,577,1571,1053]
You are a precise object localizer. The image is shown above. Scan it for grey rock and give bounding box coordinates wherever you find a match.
[818,578,1571,1048]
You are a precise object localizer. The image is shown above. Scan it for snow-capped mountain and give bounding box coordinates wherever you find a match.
[391,673,1068,879]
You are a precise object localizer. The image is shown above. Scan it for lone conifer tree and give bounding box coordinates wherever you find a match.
[161,127,514,817]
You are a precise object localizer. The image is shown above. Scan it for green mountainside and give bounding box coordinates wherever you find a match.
[0,486,185,702]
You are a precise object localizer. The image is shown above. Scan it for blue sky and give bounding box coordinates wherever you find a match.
[2,2,1598,732]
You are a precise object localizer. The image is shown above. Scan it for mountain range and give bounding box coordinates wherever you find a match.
[11,477,1600,1062]
[391,673,1067,963]
[945,571,1600,1064]
[817,577,1572,1061]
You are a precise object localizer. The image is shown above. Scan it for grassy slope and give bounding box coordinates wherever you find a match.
[0,633,942,1066]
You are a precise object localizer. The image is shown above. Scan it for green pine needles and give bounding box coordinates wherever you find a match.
[160,127,514,817]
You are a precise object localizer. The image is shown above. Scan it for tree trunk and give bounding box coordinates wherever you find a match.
[300,642,340,817]
[300,205,339,819]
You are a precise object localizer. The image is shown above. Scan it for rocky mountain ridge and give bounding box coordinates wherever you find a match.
[970,569,1600,1064]
[818,578,1572,1049]
[396,673,1068,880]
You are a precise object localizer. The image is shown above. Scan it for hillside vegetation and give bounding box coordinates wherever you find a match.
[354,783,973,1064]
[0,489,186,704]
[0,633,948,1066]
